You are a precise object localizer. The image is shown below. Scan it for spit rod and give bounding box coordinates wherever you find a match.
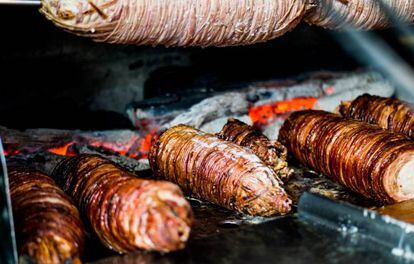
[0,0,40,5]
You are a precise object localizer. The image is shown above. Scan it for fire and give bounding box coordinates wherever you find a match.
[48,142,77,156]
[45,129,159,160]
[249,97,318,125]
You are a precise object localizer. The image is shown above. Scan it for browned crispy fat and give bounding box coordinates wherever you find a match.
[278,110,414,204]
[339,94,414,139]
[149,124,292,216]
[52,154,193,253]
[217,118,291,181]
[9,167,85,264]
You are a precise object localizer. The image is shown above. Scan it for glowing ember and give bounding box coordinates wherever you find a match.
[137,129,158,159]
[46,130,158,160]
[48,142,76,156]
[87,134,141,158]
[249,97,318,125]
[4,144,21,157]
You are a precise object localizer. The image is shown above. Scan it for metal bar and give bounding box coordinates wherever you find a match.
[0,138,18,264]
[335,29,414,102]
[376,0,414,61]
[327,0,414,102]
[0,0,40,5]
[298,192,414,257]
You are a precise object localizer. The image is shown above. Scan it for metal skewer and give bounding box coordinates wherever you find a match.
[0,0,40,5]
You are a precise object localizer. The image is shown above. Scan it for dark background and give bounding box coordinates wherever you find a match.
[4,7,414,130]
[0,6,364,130]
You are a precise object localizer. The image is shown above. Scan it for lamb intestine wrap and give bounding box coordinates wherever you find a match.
[305,0,414,29]
[40,0,307,47]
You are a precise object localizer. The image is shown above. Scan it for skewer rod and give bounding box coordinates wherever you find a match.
[0,0,40,5]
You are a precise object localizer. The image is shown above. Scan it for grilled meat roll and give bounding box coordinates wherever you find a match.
[305,0,414,30]
[52,154,193,253]
[278,110,414,204]
[40,0,307,47]
[9,167,85,264]
[217,118,291,181]
[149,124,292,216]
[339,94,414,139]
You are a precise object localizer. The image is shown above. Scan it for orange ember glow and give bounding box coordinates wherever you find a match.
[48,142,76,156]
[249,97,318,125]
[138,129,157,159]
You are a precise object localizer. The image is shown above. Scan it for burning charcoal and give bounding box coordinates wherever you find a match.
[76,145,151,173]
[9,167,85,264]
[126,71,394,135]
[339,94,414,139]
[149,125,291,216]
[279,110,414,204]
[247,81,324,107]
[316,83,395,112]
[1,127,154,162]
[217,118,291,181]
[249,72,395,127]
[306,0,414,30]
[40,0,307,47]
[52,154,193,253]
[164,92,249,129]
[249,97,319,126]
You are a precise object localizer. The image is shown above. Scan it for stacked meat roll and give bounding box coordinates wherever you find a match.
[339,94,414,139]
[149,124,292,216]
[52,154,193,253]
[278,110,414,204]
[9,167,85,264]
[217,118,291,181]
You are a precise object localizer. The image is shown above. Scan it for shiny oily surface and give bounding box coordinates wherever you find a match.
[90,213,403,264]
[217,118,291,182]
[278,110,414,204]
[340,94,414,139]
[149,124,291,216]
[9,167,85,264]
[52,154,193,253]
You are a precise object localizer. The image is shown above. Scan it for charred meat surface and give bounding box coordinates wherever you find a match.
[278,110,414,204]
[149,124,292,216]
[52,154,193,253]
[9,167,85,264]
[217,118,291,181]
[339,94,414,139]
